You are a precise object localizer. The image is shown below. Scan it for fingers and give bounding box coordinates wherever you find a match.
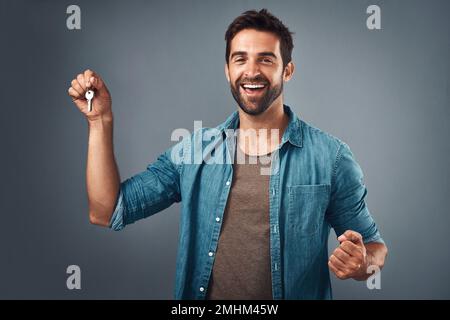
[70,78,84,96]
[76,73,87,91]
[70,69,100,94]
[84,69,93,82]
[68,69,102,98]
[84,69,94,88]
[75,69,98,91]
[71,69,107,94]
[328,261,341,277]
[83,69,105,90]
[338,230,364,246]
[329,254,348,271]
[68,87,81,100]
[328,233,368,280]
[332,246,351,262]
[90,75,105,90]
[68,69,111,116]
[328,259,349,280]
[329,248,363,280]
[341,240,366,259]
[334,247,361,269]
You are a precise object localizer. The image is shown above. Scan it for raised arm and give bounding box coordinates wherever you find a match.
[68,69,120,226]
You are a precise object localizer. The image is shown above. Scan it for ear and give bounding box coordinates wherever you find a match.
[224,63,230,83]
[283,61,295,82]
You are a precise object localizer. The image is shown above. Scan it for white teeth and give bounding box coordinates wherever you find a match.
[243,84,265,89]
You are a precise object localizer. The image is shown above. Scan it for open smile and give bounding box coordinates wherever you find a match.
[240,83,268,96]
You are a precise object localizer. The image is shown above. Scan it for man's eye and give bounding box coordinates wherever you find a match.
[262,58,273,64]
[235,58,245,63]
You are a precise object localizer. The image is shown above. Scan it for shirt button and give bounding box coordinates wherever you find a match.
[199,287,205,292]
[226,181,230,186]
[215,217,220,222]
[208,251,214,257]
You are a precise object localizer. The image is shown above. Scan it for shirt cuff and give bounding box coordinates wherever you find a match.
[363,232,385,245]
[109,188,125,231]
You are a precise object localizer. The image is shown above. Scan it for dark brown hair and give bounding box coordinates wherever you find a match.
[225,9,294,68]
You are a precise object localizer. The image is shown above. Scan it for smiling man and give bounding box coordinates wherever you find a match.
[68,9,387,299]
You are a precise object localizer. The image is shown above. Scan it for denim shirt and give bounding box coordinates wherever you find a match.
[109,105,384,300]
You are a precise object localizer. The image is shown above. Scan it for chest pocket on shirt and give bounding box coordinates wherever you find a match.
[288,184,330,236]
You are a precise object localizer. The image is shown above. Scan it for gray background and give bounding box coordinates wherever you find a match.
[0,0,449,299]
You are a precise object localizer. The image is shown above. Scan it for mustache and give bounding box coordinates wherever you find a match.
[236,75,270,86]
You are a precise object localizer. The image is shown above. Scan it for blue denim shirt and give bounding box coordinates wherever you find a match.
[109,105,384,299]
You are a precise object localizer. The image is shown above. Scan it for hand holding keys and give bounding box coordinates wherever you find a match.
[69,69,112,119]
[85,89,94,112]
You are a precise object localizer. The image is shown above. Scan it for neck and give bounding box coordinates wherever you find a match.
[236,96,289,156]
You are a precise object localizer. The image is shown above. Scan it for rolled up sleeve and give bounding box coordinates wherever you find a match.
[326,142,384,244]
[108,145,182,231]
[109,188,126,231]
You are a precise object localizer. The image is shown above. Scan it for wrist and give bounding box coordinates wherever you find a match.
[87,113,114,128]
[353,251,373,281]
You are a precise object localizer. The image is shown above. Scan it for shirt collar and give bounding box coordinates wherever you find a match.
[217,104,303,148]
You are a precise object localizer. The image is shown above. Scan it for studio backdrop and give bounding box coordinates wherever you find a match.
[0,0,449,299]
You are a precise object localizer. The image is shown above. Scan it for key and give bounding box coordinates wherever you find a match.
[85,90,94,112]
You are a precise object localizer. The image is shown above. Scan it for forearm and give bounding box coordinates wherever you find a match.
[86,114,120,226]
[354,242,388,281]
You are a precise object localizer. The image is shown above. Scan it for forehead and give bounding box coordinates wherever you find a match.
[230,29,281,56]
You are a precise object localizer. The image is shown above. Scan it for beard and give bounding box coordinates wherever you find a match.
[230,74,283,116]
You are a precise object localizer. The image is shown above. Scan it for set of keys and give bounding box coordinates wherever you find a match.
[85,89,95,112]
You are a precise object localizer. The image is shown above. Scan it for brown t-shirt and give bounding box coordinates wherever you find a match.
[206,145,273,300]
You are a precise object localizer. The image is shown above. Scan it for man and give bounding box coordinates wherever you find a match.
[68,9,387,300]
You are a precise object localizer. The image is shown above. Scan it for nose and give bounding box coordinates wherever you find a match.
[243,59,261,78]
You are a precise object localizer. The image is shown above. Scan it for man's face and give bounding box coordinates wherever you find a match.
[225,29,293,116]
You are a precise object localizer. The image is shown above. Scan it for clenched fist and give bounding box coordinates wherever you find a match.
[68,69,112,122]
[328,230,367,280]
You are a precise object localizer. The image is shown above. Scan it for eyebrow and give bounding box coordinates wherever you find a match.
[230,51,277,59]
